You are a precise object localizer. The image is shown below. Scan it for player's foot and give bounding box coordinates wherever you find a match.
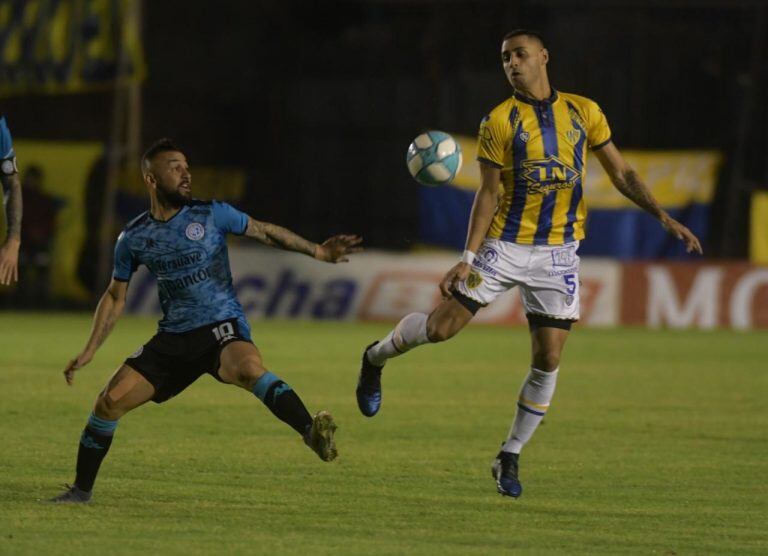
[491,451,523,498]
[356,341,383,417]
[47,483,92,504]
[304,410,338,462]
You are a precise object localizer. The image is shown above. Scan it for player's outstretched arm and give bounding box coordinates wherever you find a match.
[244,216,363,263]
[64,279,129,385]
[594,142,703,254]
[440,161,500,298]
[0,173,22,285]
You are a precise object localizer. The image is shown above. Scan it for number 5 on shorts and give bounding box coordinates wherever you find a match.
[563,274,576,295]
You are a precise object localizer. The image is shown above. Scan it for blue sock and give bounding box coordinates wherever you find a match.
[252,372,312,435]
[74,413,118,492]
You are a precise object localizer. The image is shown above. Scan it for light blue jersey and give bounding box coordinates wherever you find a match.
[114,200,249,333]
[0,115,18,177]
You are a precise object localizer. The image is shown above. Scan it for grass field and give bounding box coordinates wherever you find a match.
[0,312,766,555]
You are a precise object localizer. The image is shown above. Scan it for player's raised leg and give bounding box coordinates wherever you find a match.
[217,341,337,461]
[50,365,155,503]
[357,296,475,417]
[493,318,569,498]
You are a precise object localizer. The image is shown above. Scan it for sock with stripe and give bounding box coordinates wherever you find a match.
[252,372,313,435]
[502,367,559,454]
[74,413,118,492]
[366,312,430,366]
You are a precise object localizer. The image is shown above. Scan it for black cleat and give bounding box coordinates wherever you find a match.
[491,451,523,498]
[47,483,92,504]
[356,342,383,417]
[304,410,338,462]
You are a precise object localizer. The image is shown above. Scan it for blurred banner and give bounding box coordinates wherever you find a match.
[0,0,145,97]
[0,140,101,301]
[751,191,768,264]
[420,134,721,259]
[622,262,768,330]
[125,248,768,330]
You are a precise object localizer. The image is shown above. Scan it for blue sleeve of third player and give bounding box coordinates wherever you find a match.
[0,116,15,159]
[212,200,248,235]
[113,232,138,281]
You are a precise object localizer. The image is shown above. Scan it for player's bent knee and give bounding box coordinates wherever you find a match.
[426,323,450,343]
[532,352,560,372]
[222,356,266,389]
[94,392,126,421]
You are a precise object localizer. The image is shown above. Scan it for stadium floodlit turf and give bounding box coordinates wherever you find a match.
[0,312,766,555]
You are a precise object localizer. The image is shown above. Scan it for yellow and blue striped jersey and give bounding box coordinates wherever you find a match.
[477,89,611,245]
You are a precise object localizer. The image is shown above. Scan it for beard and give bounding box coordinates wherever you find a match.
[156,180,190,209]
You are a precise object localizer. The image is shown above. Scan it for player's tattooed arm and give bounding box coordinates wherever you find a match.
[64,279,128,385]
[245,217,363,263]
[0,173,22,285]
[245,217,317,255]
[612,168,664,218]
[594,142,702,254]
[2,173,22,240]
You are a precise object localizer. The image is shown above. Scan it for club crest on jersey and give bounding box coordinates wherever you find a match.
[519,131,530,143]
[185,222,205,241]
[566,129,582,145]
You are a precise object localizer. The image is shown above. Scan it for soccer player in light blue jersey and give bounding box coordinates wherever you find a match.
[0,114,22,286]
[51,139,362,503]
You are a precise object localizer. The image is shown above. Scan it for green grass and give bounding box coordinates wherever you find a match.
[0,312,766,555]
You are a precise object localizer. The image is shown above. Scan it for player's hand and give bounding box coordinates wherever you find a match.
[660,214,703,254]
[64,352,94,386]
[0,238,20,286]
[439,262,472,299]
[315,234,363,263]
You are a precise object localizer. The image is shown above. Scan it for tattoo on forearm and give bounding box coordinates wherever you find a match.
[246,218,316,256]
[3,175,22,239]
[614,169,662,218]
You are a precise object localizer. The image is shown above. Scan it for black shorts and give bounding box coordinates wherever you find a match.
[125,318,252,403]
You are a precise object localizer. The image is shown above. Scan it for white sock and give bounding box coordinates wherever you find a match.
[502,367,559,454]
[366,313,430,366]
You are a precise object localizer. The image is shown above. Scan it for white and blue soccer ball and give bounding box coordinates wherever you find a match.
[406,131,462,186]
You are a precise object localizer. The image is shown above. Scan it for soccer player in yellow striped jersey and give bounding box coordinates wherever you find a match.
[356,29,703,498]
[478,87,610,245]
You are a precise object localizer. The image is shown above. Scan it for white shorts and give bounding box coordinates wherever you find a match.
[454,239,580,321]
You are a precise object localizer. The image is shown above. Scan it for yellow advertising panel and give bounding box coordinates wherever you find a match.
[8,140,101,300]
[751,191,768,264]
[450,133,720,209]
[583,150,721,209]
[0,0,145,97]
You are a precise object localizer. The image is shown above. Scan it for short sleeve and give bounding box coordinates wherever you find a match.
[113,231,138,282]
[476,114,508,168]
[586,101,612,151]
[212,200,248,235]
[0,116,14,160]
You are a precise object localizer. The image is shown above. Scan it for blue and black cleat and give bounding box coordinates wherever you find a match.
[356,342,383,417]
[491,451,523,498]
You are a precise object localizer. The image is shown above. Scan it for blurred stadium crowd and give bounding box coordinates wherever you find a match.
[0,0,766,325]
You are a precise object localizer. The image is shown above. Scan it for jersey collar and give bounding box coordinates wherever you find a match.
[149,203,188,224]
[513,87,558,106]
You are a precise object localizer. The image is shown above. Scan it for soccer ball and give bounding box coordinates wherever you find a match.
[406,131,463,186]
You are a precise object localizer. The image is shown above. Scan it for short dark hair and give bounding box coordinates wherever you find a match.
[141,138,182,173]
[502,29,547,49]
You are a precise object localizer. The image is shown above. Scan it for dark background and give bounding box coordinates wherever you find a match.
[3,0,766,255]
